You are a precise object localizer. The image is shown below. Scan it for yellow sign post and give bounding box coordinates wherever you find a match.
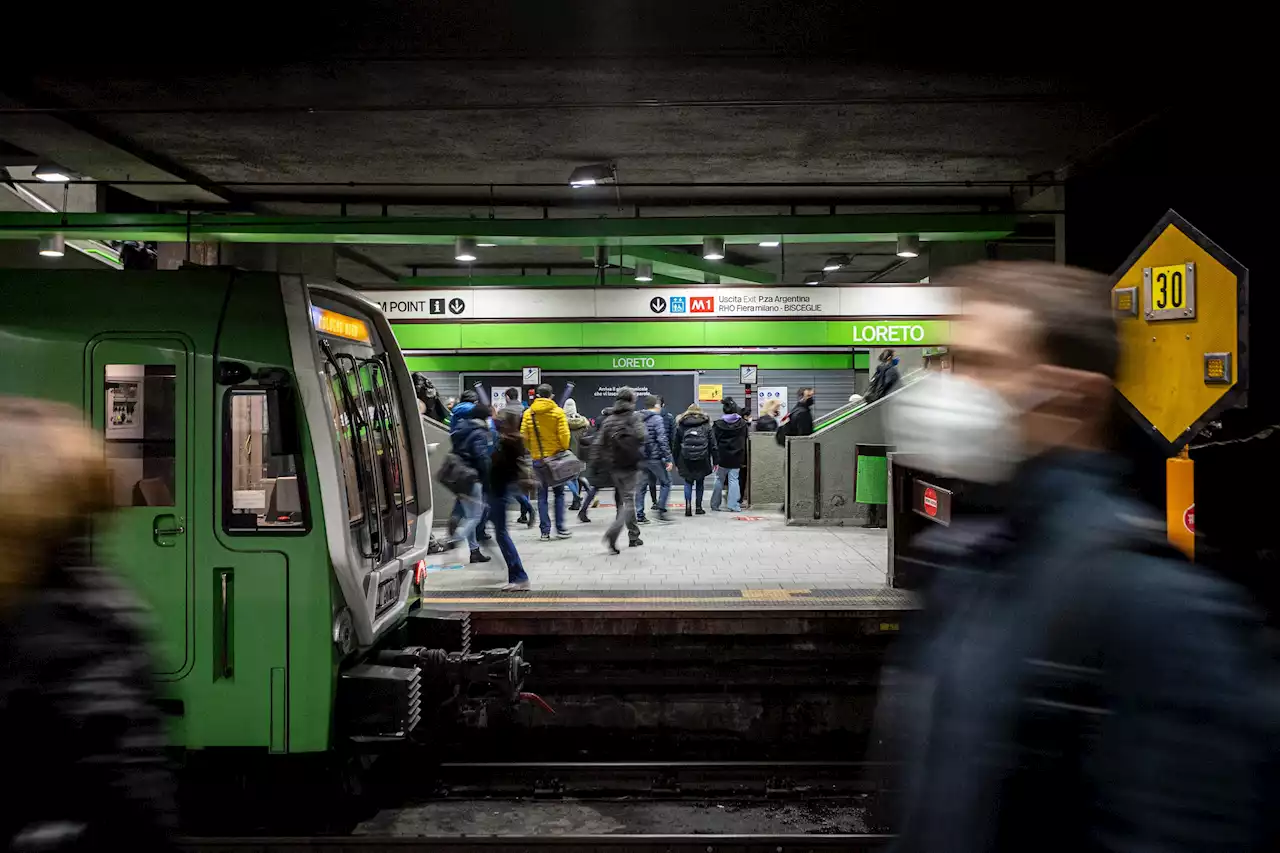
[1111,211,1248,558]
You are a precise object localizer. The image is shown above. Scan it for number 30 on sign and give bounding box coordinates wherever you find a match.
[1144,262,1196,321]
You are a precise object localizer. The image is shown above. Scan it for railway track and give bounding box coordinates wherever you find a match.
[180,834,896,852]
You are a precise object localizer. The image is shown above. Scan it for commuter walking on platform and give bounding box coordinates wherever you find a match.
[564,399,591,512]
[880,261,1277,853]
[635,395,674,523]
[710,397,749,512]
[498,387,535,526]
[576,409,610,524]
[521,384,573,541]
[673,402,716,516]
[449,399,493,564]
[754,398,781,433]
[488,411,533,590]
[598,388,646,553]
[0,398,176,853]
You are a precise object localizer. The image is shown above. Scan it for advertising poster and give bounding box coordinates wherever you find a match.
[463,373,697,424]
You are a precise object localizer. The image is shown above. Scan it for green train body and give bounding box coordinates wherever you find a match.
[0,268,449,753]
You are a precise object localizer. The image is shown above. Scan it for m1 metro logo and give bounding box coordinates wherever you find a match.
[689,295,715,313]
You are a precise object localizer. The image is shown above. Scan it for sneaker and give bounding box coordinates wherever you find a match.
[695,506,706,515]
[516,514,529,525]
[636,516,651,524]
[476,532,493,543]
[469,548,492,564]
[628,537,644,547]
[569,498,582,511]
[592,498,600,508]
[603,537,621,556]
[539,533,551,542]
[503,579,532,591]
[577,508,591,524]
[555,529,573,539]
[656,511,672,523]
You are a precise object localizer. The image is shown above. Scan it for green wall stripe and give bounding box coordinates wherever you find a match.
[390,320,875,350]
[405,353,860,371]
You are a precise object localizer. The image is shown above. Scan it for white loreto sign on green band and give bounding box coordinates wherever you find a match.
[850,321,951,345]
[363,285,959,322]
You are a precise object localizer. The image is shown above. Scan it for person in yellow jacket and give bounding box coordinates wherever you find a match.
[520,384,573,541]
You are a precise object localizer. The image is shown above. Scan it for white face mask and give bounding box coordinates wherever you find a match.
[887,372,1024,484]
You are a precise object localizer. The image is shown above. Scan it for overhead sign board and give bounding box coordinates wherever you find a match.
[363,286,959,323]
[1111,210,1248,452]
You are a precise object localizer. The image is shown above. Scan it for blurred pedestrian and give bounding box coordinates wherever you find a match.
[865,350,900,402]
[520,384,573,541]
[710,397,748,512]
[881,260,1277,853]
[498,388,534,526]
[0,397,176,852]
[576,408,611,524]
[635,395,674,523]
[674,402,716,516]
[488,411,533,591]
[754,398,781,432]
[598,388,645,553]
[413,373,449,422]
[563,399,590,512]
[449,399,493,564]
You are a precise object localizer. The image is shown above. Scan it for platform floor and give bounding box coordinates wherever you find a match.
[421,496,893,609]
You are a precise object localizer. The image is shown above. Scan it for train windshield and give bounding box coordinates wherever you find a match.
[309,293,418,562]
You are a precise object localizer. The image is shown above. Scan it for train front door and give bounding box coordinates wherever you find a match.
[90,337,193,678]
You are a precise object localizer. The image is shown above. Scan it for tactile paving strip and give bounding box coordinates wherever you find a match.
[418,586,918,610]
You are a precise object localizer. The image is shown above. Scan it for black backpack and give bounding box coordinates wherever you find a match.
[604,413,643,470]
[681,423,710,461]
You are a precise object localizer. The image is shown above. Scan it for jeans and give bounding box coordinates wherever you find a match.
[580,483,598,512]
[606,470,641,545]
[452,482,485,548]
[683,477,705,508]
[636,460,671,518]
[487,489,527,582]
[710,467,741,511]
[567,478,580,497]
[538,483,567,535]
[513,487,533,519]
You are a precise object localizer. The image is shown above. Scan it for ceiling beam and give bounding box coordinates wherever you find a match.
[595,246,774,285]
[0,211,1014,245]
[395,274,693,288]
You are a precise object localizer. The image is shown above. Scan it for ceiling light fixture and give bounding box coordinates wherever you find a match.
[703,236,725,261]
[39,234,66,258]
[454,237,478,262]
[822,254,849,272]
[476,242,497,248]
[635,261,653,282]
[568,163,617,188]
[759,240,781,248]
[896,234,921,258]
[33,164,73,182]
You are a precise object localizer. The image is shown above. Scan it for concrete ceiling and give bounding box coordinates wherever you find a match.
[2,4,1193,286]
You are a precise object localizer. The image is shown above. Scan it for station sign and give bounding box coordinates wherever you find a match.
[1111,210,1249,452]
[364,285,959,323]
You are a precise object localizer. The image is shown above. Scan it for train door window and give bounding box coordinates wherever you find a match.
[104,364,176,508]
[223,389,309,532]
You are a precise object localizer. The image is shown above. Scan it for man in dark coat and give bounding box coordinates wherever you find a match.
[598,389,646,553]
[710,398,749,512]
[673,404,716,515]
[880,261,1275,853]
[635,395,673,523]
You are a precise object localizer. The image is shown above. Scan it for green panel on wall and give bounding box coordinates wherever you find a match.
[405,352,856,372]
[388,324,462,349]
[704,321,836,347]
[854,352,870,370]
[458,323,585,349]
[581,322,707,348]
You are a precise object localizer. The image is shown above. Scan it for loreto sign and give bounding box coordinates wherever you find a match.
[611,356,657,368]
[363,286,958,322]
[851,321,951,346]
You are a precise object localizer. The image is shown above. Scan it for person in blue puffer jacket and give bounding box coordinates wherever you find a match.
[449,397,494,564]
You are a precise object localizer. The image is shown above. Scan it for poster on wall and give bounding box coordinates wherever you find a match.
[463,372,697,423]
[491,387,517,409]
[757,386,789,420]
[698,384,723,403]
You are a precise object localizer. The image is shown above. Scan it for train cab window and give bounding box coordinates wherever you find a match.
[104,365,176,508]
[223,389,308,532]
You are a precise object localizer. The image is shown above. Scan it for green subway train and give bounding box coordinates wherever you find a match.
[0,268,525,755]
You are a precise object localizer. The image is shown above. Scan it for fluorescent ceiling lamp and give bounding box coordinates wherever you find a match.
[476,242,497,248]
[703,236,725,260]
[896,234,921,258]
[39,235,66,257]
[804,270,825,285]
[635,261,653,282]
[454,236,478,262]
[33,164,73,182]
[569,163,617,188]
[759,240,780,248]
[822,254,849,272]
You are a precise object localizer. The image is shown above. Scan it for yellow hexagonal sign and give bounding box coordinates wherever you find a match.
[1111,210,1249,453]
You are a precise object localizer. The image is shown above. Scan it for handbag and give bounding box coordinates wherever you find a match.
[530,409,583,487]
[436,451,478,495]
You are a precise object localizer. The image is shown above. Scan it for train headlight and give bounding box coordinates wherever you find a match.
[332,607,355,656]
